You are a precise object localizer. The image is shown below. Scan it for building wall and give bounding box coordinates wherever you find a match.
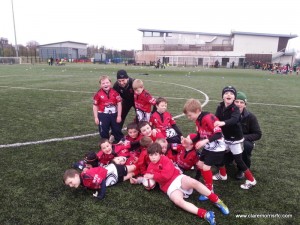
[39,42,87,60]
[135,50,245,66]
[137,30,296,66]
[233,34,278,54]
[142,33,231,45]
[273,55,293,65]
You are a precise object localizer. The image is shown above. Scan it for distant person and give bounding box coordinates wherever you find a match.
[113,70,136,128]
[214,60,219,68]
[93,75,124,143]
[50,57,54,66]
[156,59,161,69]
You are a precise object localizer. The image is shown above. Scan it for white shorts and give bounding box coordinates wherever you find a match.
[136,109,151,122]
[225,140,244,155]
[167,174,193,198]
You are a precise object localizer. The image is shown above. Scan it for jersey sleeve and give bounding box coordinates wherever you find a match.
[145,91,156,105]
[93,92,100,105]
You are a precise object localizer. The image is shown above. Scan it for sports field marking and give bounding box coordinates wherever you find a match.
[0,86,94,94]
[1,85,299,108]
[0,81,209,149]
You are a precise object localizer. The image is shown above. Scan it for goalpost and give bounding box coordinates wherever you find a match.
[0,57,22,64]
[157,55,212,67]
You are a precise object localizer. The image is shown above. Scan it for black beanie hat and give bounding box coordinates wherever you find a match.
[117,70,129,79]
[222,86,237,98]
[84,151,99,168]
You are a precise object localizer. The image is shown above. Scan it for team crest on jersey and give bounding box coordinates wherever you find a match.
[92,174,101,184]
[101,95,104,99]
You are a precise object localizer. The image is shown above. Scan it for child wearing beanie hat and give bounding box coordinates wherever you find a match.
[236,91,247,103]
[213,86,257,189]
[232,91,262,180]
[222,86,237,99]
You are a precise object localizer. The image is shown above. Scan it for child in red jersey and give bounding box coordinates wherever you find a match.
[138,121,164,142]
[150,97,183,143]
[132,79,156,122]
[131,143,229,225]
[96,138,131,166]
[64,162,136,200]
[93,75,124,143]
[121,122,143,151]
[155,138,178,162]
[183,99,226,201]
[174,134,200,172]
[155,135,199,173]
[133,136,153,176]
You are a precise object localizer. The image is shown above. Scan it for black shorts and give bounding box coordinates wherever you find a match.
[199,149,225,166]
[115,164,128,183]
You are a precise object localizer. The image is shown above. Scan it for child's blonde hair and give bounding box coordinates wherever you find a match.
[132,79,144,90]
[155,138,167,145]
[99,75,111,83]
[140,136,153,147]
[183,98,202,114]
[63,169,79,182]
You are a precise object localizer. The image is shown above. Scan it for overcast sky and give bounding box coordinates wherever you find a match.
[1,0,299,52]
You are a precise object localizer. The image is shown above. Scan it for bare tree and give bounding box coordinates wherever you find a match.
[26,40,39,62]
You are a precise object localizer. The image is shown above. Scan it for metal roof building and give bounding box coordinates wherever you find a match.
[38,41,88,60]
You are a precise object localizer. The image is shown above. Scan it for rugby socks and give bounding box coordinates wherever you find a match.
[207,192,219,203]
[197,208,207,218]
[202,170,213,190]
[244,169,255,182]
[219,167,227,176]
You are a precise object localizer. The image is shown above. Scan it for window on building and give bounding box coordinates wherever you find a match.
[166,33,172,37]
[153,32,160,37]
[144,32,152,37]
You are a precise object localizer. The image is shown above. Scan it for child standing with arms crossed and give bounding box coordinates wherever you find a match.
[93,75,124,143]
[213,86,257,189]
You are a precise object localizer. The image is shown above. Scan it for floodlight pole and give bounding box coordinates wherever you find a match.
[11,0,19,57]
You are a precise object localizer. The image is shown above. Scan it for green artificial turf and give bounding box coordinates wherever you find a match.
[0,63,299,225]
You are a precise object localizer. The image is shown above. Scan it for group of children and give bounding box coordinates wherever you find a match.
[63,75,257,225]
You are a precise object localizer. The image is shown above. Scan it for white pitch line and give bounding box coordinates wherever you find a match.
[0,81,209,149]
[1,85,299,108]
[0,86,94,94]
[208,99,300,108]
[0,133,99,148]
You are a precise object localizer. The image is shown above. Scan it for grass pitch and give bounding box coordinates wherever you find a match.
[0,64,299,225]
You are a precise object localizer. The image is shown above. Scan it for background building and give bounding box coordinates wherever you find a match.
[38,41,87,60]
[135,29,297,67]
